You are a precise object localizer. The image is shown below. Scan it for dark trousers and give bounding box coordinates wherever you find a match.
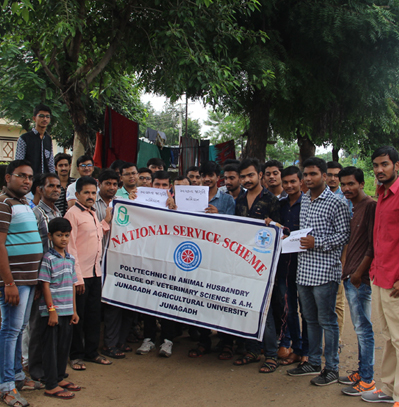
[70,276,101,360]
[41,315,72,390]
[103,304,135,348]
[28,298,44,380]
[142,314,175,343]
[246,307,278,359]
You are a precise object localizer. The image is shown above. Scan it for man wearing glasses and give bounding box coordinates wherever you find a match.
[115,162,139,199]
[136,167,152,188]
[66,155,96,208]
[0,160,44,407]
[15,104,55,175]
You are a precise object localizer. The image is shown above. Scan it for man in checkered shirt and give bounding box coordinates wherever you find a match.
[287,157,350,386]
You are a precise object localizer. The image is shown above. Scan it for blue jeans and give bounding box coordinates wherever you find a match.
[344,279,374,382]
[0,285,35,392]
[297,281,339,371]
[246,307,278,359]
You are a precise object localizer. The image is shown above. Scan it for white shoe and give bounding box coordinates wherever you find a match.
[159,339,173,357]
[136,338,155,355]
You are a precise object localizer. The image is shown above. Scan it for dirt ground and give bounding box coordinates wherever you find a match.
[24,297,384,407]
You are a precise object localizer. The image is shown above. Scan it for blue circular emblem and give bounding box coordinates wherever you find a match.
[174,241,202,272]
[255,228,273,249]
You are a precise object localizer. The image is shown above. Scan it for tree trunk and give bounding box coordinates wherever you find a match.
[245,89,270,161]
[297,131,315,169]
[70,134,85,178]
[332,145,340,162]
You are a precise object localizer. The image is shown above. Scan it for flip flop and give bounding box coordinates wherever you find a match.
[70,359,86,371]
[60,382,81,391]
[84,355,112,365]
[44,390,75,400]
[16,378,45,390]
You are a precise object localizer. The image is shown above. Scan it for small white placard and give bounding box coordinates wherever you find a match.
[135,187,169,208]
[175,185,209,212]
[281,228,313,254]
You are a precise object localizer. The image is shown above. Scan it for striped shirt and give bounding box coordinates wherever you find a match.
[33,200,61,252]
[38,248,77,316]
[55,177,75,216]
[0,187,43,286]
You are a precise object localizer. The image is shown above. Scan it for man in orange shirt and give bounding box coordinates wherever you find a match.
[64,176,112,370]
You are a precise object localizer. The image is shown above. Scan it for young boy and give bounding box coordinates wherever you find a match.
[38,218,80,399]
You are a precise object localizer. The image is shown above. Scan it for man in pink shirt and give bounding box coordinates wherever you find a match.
[362,146,399,405]
[64,176,112,370]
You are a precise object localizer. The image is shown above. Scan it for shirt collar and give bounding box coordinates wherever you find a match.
[38,200,61,215]
[281,192,303,206]
[305,186,331,201]
[48,247,71,259]
[2,187,29,205]
[32,128,49,137]
[378,176,399,196]
[75,201,96,212]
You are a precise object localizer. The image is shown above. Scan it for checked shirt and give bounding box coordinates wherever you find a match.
[297,187,350,286]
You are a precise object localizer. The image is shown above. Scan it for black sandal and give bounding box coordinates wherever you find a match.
[101,346,125,359]
[259,358,279,373]
[188,345,209,358]
[218,345,234,360]
[233,352,260,366]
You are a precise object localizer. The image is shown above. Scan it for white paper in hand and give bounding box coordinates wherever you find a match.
[175,185,209,212]
[135,187,169,208]
[281,228,313,254]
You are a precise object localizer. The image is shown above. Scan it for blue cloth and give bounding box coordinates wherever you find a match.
[297,281,340,371]
[0,285,35,391]
[333,186,353,217]
[209,190,235,215]
[344,279,374,382]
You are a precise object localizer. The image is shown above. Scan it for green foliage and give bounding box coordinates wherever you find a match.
[142,102,201,146]
[266,138,299,165]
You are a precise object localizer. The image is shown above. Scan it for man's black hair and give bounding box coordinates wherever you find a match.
[120,162,137,174]
[223,164,239,174]
[54,153,72,166]
[109,160,126,172]
[33,104,51,116]
[147,158,165,168]
[327,161,343,170]
[76,155,94,167]
[302,157,327,174]
[338,166,364,183]
[264,160,283,172]
[152,171,170,182]
[371,146,399,164]
[76,176,97,193]
[281,166,303,180]
[98,170,119,184]
[48,217,72,234]
[31,174,42,194]
[174,175,191,185]
[39,173,60,188]
[186,166,199,175]
[199,161,221,177]
[138,167,152,174]
[223,159,240,166]
[237,158,261,174]
[5,160,32,175]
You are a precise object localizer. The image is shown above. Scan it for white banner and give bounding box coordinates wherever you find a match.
[102,199,282,340]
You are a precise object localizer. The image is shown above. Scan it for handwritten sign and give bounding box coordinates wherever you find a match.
[281,228,313,253]
[135,187,169,208]
[175,185,209,212]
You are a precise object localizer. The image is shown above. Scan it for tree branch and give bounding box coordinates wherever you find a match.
[31,46,63,89]
[68,0,85,62]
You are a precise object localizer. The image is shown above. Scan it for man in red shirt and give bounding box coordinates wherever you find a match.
[361,146,399,405]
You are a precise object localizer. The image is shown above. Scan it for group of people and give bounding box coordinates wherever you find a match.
[0,104,398,407]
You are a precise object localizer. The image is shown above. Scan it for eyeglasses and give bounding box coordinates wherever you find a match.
[122,172,138,176]
[327,173,340,178]
[37,114,51,119]
[12,173,34,181]
[139,176,151,181]
[79,164,93,168]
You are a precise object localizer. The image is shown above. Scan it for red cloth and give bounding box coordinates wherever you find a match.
[370,177,399,288]
[93,107,138,168]
[214,140,235,164]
